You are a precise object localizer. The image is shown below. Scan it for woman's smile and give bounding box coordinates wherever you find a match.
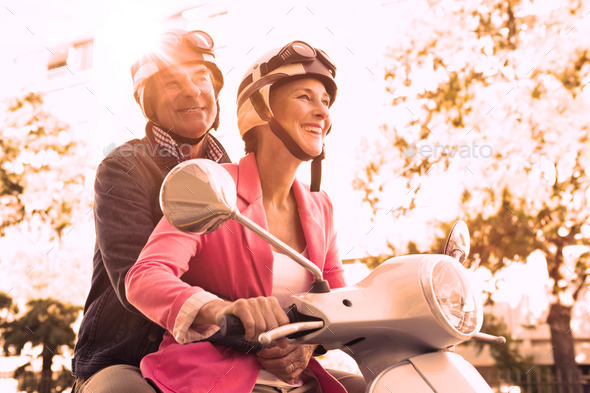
[301,123,324,136]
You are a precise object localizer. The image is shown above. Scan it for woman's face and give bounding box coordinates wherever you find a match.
[269,77,331,157]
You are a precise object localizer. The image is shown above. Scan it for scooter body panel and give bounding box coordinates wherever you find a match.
[368,361,435,393]
[409,351,493,392]
[290,255,475,352]
[369,351,492,393]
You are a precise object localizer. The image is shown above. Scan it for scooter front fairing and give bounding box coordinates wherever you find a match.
[369,351,493,393]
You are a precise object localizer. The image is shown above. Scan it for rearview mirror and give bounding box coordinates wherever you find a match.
[444,220,471,264]
[159,159,237,234]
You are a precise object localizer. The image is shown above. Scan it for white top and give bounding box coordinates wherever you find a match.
[256,249,311,388]
[270,248,311,307]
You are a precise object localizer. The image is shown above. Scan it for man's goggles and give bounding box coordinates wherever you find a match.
[159,30,215,56]
[259,40,336,78]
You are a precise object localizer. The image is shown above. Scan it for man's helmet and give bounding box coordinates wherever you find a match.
[236,40,337,191]
[131,30,224,132]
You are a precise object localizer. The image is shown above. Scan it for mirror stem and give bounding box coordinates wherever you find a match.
[232,213,327,285]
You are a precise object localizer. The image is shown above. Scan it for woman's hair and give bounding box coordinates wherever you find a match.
[243,127,259,154]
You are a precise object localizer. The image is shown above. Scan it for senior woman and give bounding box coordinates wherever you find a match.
[125,41,365,393]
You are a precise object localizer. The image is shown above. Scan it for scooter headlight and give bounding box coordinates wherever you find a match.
[421,258,482,338]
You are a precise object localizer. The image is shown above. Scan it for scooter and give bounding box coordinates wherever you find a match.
[159,159,506,393]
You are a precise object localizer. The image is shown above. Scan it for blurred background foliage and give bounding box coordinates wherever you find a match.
[353,0,590,389]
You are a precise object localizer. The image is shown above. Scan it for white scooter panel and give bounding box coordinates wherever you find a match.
[368,351,493,392]
[410,351,493,393]
[368,361,435,393]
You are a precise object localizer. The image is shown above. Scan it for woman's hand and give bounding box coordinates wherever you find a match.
[256,339,317,384]
[196,297,289,342]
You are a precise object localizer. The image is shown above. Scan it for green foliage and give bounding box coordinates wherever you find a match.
[463,313,561,393]
[0,292,17,314]
[355,0,590,224]
[355,0,590,386]
[0,91,93,304]
[0,292,18,352]
[3,298,81,356]
[0,92,85,239]
[467,190,544,269]
[406,241,421,255]
[558,51,589,92]
[469,313,533,374]
[3,299,80,393]
[13,363,74,393]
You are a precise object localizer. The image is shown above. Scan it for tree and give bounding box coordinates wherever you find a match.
[0,92,93,304]
[1,92,81,237]
[13,363,74,393]
[0,292,19,350]
[355,0,590,390]
[458,192,589,390]
[2,299,81,393]
[0,292,18,320]
[0,92,92,391]
[468,313,535,382]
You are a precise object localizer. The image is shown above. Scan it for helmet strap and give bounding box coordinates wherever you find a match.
[310,148,325,192]
[268,118,314,161]
[268,118,324,192]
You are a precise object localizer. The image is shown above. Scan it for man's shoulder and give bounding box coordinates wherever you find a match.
[96,136,164,179]
[107,137,150,156]
[99,137,158,165]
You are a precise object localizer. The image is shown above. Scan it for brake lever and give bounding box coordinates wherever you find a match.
[258,321,324,345]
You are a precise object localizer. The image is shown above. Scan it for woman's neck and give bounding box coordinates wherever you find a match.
[255,147,300,207]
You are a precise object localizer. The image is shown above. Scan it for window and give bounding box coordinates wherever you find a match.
[46,39,94,78]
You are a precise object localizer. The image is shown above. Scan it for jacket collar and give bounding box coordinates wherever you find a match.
[235,153,263,206]
[235,154,320,217]
[234,154,325,291]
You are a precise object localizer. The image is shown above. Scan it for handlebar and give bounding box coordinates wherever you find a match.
[219,314,247,336]
[219,306,324,342]
[472,332,506,345]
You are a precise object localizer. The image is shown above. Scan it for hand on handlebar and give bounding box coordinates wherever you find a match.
[197,296,290,342]
[256,339,317,384]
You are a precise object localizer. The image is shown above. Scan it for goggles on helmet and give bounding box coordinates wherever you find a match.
[259,41,336,78]
[132,30,218,90]
[158,30,215,55]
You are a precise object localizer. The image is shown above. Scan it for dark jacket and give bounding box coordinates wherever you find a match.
[72,125,230,377]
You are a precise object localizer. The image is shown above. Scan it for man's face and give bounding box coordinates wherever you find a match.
[152,63,217,138]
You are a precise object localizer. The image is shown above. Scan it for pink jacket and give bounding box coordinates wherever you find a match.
[126,153,347,393]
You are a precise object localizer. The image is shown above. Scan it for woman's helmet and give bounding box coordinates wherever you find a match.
[236,41,337,191]
[131,30,224,133]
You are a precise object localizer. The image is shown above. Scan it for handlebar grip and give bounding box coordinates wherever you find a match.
[219,315,245,336]
[219,306,302,337]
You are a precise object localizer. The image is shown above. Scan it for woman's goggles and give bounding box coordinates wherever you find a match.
[259,40,336,78]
